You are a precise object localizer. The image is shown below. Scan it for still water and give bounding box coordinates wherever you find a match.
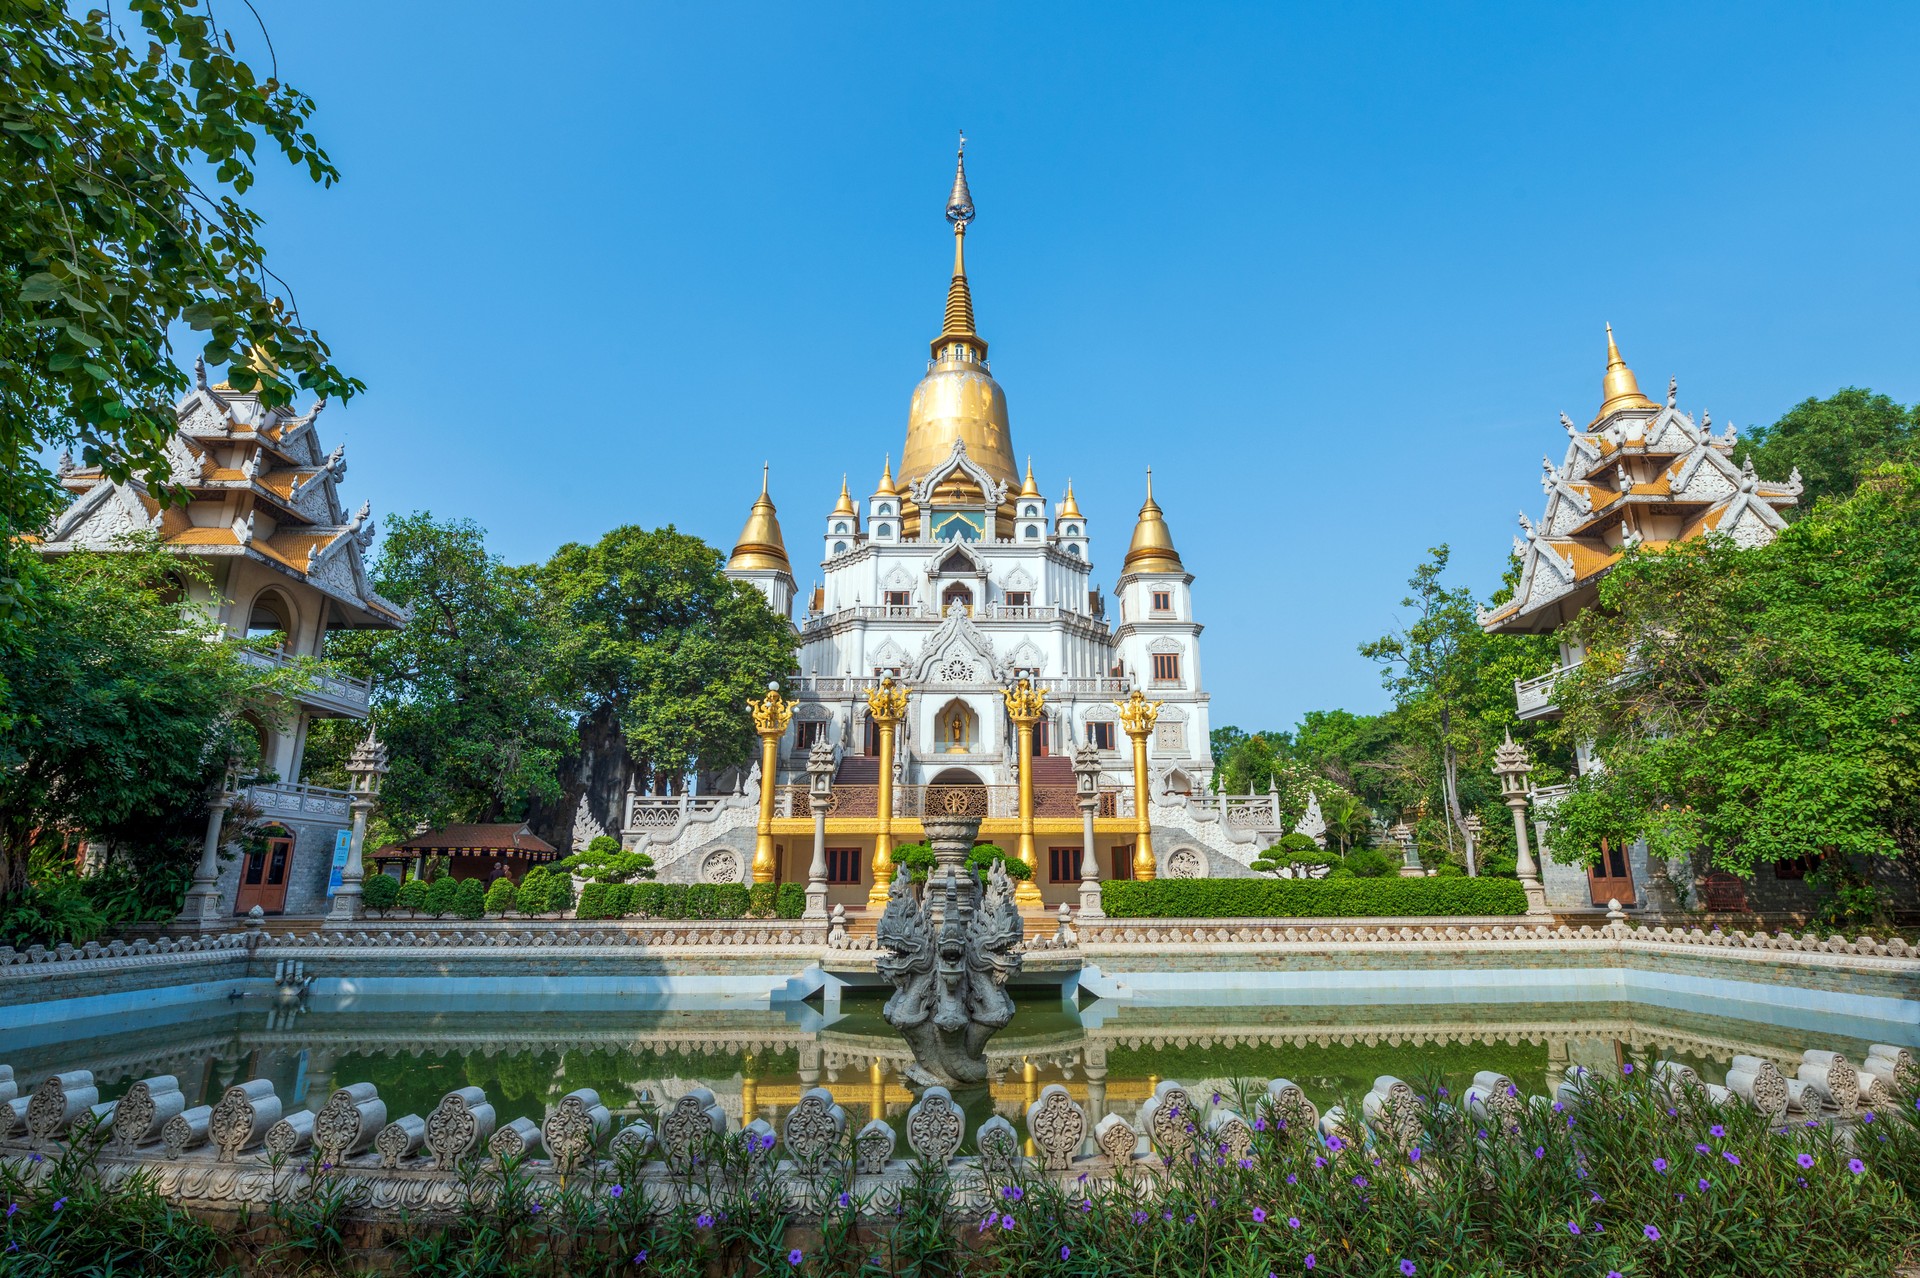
[9,982,1911,1150]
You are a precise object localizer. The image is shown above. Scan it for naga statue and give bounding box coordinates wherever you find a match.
[875,853,1024,1088]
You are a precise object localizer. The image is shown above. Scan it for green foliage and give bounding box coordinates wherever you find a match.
[1549,465,1920,900]
[775,882,805,919]
[1317,788,1375,854]
[576,881,610,919]
[305,514,575,830]
[394,878,428,915]
[1102,876,1529,917]
[1249,834,1336,877]
[554,837,655,884]
[539,525,798,780]
[892,841,936,883]
[546,873,575,915]
[1341,846,1395,878]
[1733,387,1917,512]
[0,2,358,540]
[423,876,458,919]
[452,877,486,920]
[967,843,1030,881]
[0,879,106,948]
[361,873,400,915]
[747,883,778,917]
[482,876,515,916]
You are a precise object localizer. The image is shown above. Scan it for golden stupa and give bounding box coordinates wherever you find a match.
[1591,323,1657,425]
[727,465,791,572]
[1123,469,1185,574]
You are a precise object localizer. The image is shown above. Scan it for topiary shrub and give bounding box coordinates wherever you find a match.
[546,874,575,916]
[892,842,936,883]
[748,883,779,917]
[395,877,428,915]
[967,843,1030,881]
[453,877,486,920]
[774,882,806,919]
[516,867,552,915]
[715,883,749,917]
[604,883,633,917]
[1100,877,1528,918]
[424,875,459,919]
[1251,834,1338,877]
[361,873,400,915]
[577,882,610,919]
[483,877,515,915]
[1342,847,1395,878]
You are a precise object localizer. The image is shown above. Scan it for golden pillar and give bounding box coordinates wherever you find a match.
[868,1058,887,1123]
[1003,678,1047,909]
[741,1054,759,1121]
[749,683,794,885]
[1115,689,1164,881]
[865,676,910,909]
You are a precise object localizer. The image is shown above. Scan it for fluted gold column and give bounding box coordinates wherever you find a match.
[1003,679,1047,909]
[1115,689,1163,881]
[749,684,794,885]
[865,677,910,909]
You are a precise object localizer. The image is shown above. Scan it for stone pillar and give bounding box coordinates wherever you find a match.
[1114,689,1163,881]
[1083,1045,1109,1128]
[178,789,234,927]
[327,728,388,924]
[921,813,983,927]
[748,683,793,886]
[864,677,909,910]
[1492,733,1550,915]
[1391,820,1424,878]
[1074,743,1104,918]
[1003,679,1046,909]
[805,740,834,921]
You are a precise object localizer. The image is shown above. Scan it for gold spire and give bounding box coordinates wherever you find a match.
[1018,456,1040,498]
[936,134,982,358]
[876,455,895,494]
[1057,480,1082,520]
[1593,322,1657,424]
[727,464,792,573]
[1124,467,1184,574]
[831,475,857,517]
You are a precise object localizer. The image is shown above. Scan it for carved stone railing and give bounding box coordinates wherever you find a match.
[246,780,354,821]
[774,784,1110,821]
[1514,660,1580,720]
[625,793,731,830]
[235,647,373,716]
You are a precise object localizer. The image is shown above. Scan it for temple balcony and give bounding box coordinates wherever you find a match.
[1514,660,1581,721]
[235,646,374,718]
[244,779,356,822]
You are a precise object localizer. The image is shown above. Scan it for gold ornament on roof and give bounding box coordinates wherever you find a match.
[748,682,794,736]
[727,464,792,573]
[1592,323,1657,425]
[1018,457,1040,499]
[865,674,910,723]
[1002,676,1046,722]
[1113,688,1164,736]
[1057,480,1082,520]
[1123,467,1185,574]
[831,476,856,517]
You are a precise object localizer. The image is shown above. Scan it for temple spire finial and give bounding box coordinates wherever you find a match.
[933,135,982,356]
[1593,323,1656,424]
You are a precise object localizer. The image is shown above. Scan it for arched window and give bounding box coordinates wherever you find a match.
[833,522,848,534]
[877,503,892,516]
[941,582,974,611]
[1064,524,1080,536]
[1024,524,1039,538]
[833,541,847,555]
[876,523,891,537]
[1023,505,1038,517]
[246,589,295,651]
[1067,544,1082,558]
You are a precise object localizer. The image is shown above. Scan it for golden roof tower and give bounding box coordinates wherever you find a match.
[727,464,792,573]
[899,138,1019,491]
[1592,323,1657,424]
[1123,468,1185,574]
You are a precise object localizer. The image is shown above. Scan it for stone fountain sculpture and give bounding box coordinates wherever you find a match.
[875,815,1024,1087]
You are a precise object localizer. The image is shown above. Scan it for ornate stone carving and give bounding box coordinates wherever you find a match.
[1094,1113,1139,1167]
[975,1115,1020,1181]
[609,1119,655,1165]
[1164,848,1205,879]
[782,1087,848,1173]
[211,1079,280,1161]
[1361,1076,1423,1152]
[163,1105,213,1158]
[700,848,743,885]
[1024,1084,1085,1172]
[542,1088,611,1174]
[905,1086,964,1165]
[113,1076,185,1149]
[426,1086,496,1170]
[315,1083,386,1163]
[1138,1081,1199,1163]
[1725,1056,1789,1122]
[661,1088,727,1173]
[488,1116,544,1166]
[875,836,1024,1087]
[739,1118,777,1174]
[375,1115,427,1168]
[264,1110,315,1159]
[1206,1110,1254,1163]
[855,1119,897,1174]
[1465,1071,1523,1134]
[26,1070,99,1144]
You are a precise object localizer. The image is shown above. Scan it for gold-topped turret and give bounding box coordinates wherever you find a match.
[1018,457,1041,498]
[727,465,792,573]
[901,137,1018,491]
[1593,323,1657,424]
[1123,468,1185,574]
[1057,480,1082,520]
[831,476,857,517]
[876,456,896,494]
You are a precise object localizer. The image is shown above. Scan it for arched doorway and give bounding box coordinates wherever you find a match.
[933,698,980,753]
[246,589,296,652]
[234,823,295,915]
[941,582,974,615]
[925,767,987,820]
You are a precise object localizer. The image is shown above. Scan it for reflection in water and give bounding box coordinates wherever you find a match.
[9,985,1912,1154]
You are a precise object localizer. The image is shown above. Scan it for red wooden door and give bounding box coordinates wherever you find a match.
[234,834,294,914]
[1586,836,1635,907]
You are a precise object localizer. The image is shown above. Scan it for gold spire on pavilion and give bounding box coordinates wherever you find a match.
[900,134,1018,491]
[1018,456,1041,498]
[1123,468,1185,574]
[1593,323,1657,424]
[831,475,856,517]
[727,464,792,573]
[876,455,896,494]
[1057,480,1082,520]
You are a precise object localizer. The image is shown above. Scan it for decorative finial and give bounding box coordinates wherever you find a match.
[194,355,207,390]
[946,136,975,227]
[760,462,770,497]
[1666,376,1677,408]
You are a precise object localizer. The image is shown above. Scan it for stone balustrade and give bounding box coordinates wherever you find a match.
[2,1042,1906,1221]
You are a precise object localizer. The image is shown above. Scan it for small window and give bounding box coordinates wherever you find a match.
[1006,591,1031,608]
[833,541,847,554]
[796,721,826,749]
[1067,544,1081,558]
[1024,524,1039,538]
[884,590,911,607]
[876,523,891,537]
[1773,854,1819,881]
[834,522,849,534]
[1151,590,1172,613]
[1064,524,1079,536]
[826,848,862,885]
[1049,847,1082,883]
[877,503,892,516]
[1151,652,1181,683]
[1024,505,1038,518]
[1088,721,1116,750]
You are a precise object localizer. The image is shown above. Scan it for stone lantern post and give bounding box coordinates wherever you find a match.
[748,683,794,886]
[1114,689,1163,881]
[327,727,388,922]
[1002,678,1047,910]
[178,750,243,928]
[1492,732,1550,915]
[1390,819,1424,877]
[805,738,835,921]
[1073,743,1104,917]
[863,676,910,909]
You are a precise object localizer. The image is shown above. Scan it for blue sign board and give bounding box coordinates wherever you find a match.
[326,829,352,896]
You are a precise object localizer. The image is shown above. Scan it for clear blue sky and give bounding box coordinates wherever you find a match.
[229,1,1919,731]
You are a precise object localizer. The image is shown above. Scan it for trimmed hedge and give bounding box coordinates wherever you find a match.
[1100,876,1528,918]
[576,878,806,921]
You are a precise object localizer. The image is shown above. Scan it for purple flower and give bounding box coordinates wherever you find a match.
[1304,1257,1316,1271]
[1325,1135,1345,1152]
[1000,1186,1024,1202]
[1476,1130,1488,1141]
[1553,1101,1564,1113]
[1254,1118,1268,1131]
[978,1215,993,1233]
[1644,1224,1662,1241]
[838,1191,850,1207]
[1214,1092,1222,1104]
[1567,1222,1580,1236]
[1079,1199,1091,1213]
[1286,1174,1298,1185]
[1238,1157,1254,1170]
[1863,1111,1876,1124]
[788,1249,803,1266]
[1849,1158,1866,1175]
[1653,1157,1668,1173]
[1400,1261,1417,1277]
[28,1154,41,1164]
[1709,1124,1725,1138]
[1060,1246,1072,1261]
[1000,1214,1015,1231]
[1186,1213,1197,1224]
[634,1252,647,1264]
[1623,1063,1634,1075]
[1252,1208,1267,1223]
[609,1184,624,1199]
[1590,1191,1603,1203]
[1288,1216,1301,1229]
[4,1204,14,1218]
[1132,1211,1148,1225]
[1533,1147,1545,1160]
[1694,1143,1710,1155]
[1609,1272,1624,1278]
[529,1202,542,1214]
[1352,1173,1369,1188]
[1312,1157,1326,1169]
[51,1197,66,1213]
[1724,1152,1741,1166]
[1697,1178,1710,1191]
[1438,1086,1450,1098]
[1797,1153,1815,1169]
[696,1212,713,1228]
[1409,1147,1422,1163]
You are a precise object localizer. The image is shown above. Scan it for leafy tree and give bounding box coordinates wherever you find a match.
[1549,464,1920,921]
[554,833,655,883]
[0,539,305,905]
[483,876,515,916]
[1250,833,1334,878]
[307,514,574,830]
[540,525,797,787]
[453,876,486,921]
[1342,847,1395,878]
[516,867,553,916]
[361,873,399,915]
[424,875,458,919]
[545,872,575,915]
[394,877,428,915]
[1,2,358,539]
[966,844,1030,882]
[1733,388,1916,512]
